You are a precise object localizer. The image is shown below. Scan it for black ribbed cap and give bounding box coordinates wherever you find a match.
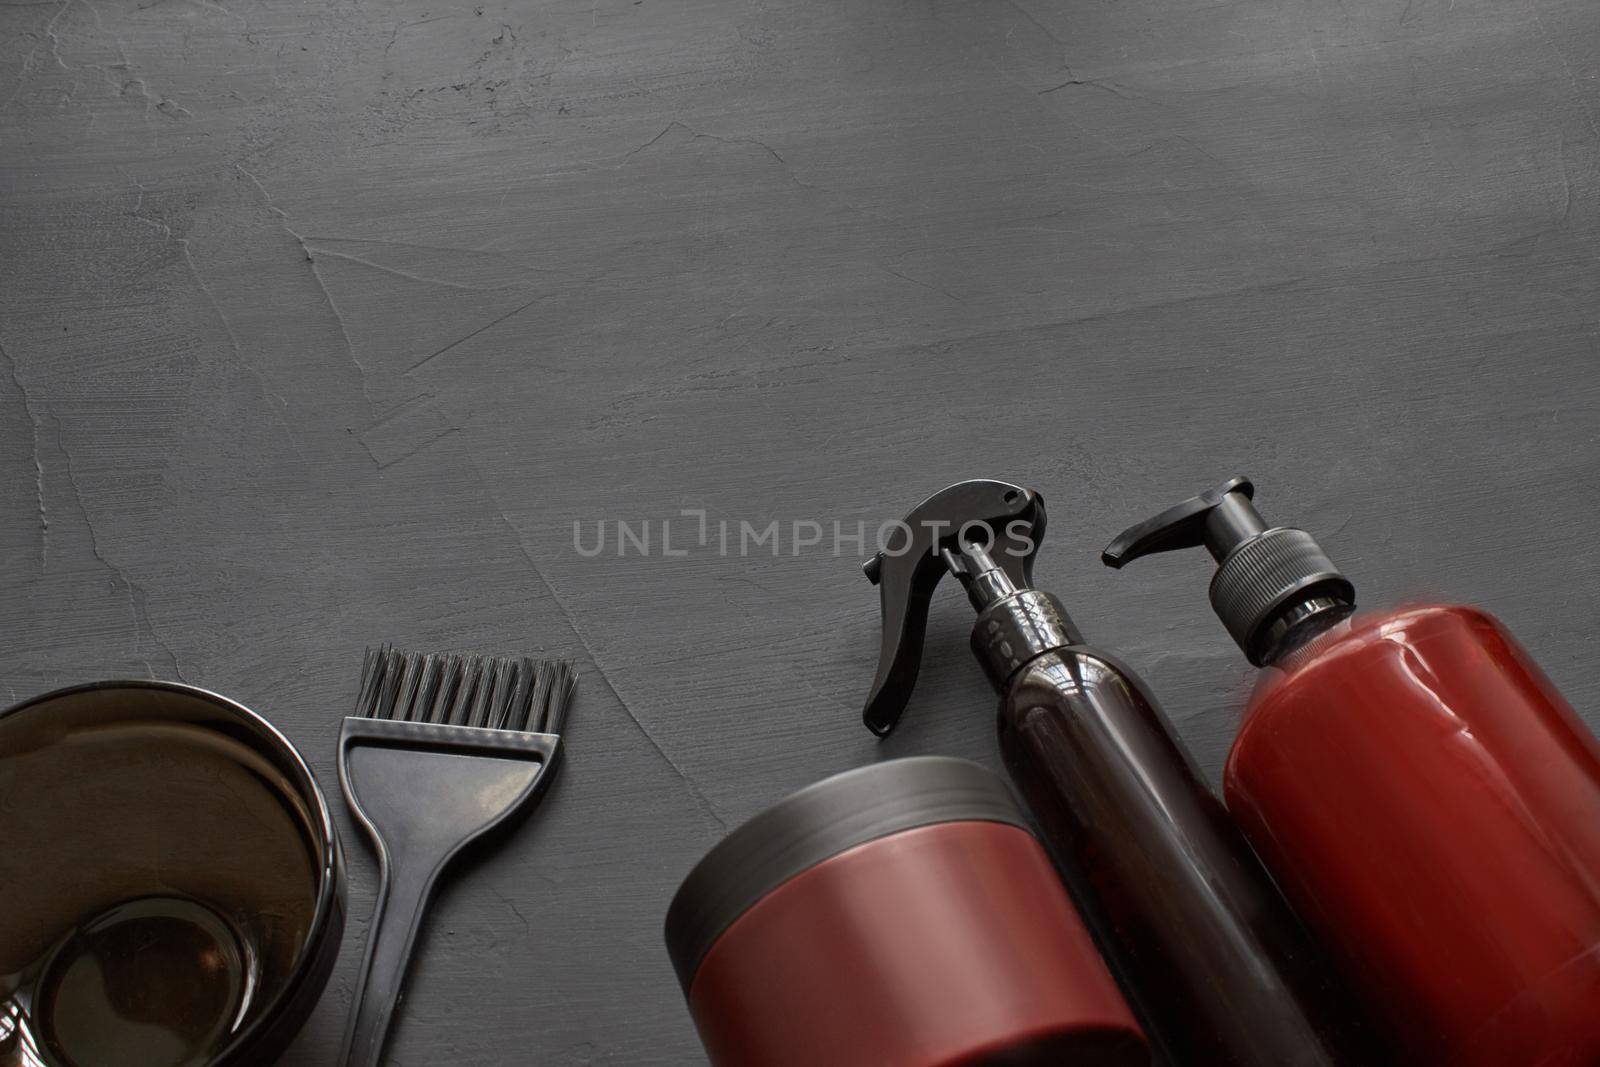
[662,757,1031,991]
[1208,527,1353,664]
[1103,476,1356,666]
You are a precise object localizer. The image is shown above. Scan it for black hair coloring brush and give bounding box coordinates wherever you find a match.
[338,646,577,1067]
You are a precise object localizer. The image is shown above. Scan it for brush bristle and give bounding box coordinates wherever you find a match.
[355,645,577,734]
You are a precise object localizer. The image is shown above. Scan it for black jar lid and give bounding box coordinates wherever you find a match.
[663,756,1032,991]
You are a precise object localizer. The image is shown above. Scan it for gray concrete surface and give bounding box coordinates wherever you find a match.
[3,0,1598,1061]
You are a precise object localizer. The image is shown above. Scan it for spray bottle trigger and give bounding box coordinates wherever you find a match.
[860,480,1046,737]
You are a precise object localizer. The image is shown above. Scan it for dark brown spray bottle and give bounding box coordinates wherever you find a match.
[860,480,1383,1067]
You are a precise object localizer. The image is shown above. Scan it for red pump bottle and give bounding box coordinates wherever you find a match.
[1104,476,1600,1067]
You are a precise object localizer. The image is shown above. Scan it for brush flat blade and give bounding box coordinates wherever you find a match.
[353,646,577,735]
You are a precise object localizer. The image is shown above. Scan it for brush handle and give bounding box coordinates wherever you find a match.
[340,852,442,1067]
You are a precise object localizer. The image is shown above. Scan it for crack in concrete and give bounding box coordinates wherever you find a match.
[3,0,73,109]
[114,75,192,120]
[404,292,551,373]
[375,424,462,469]
[9,0,193,120]
[478,477,729,833]
[880,265,965,303]
[618,119,893,220]
[123,174,312,464]
[1002,0,1067,52]
[183,0,255,45]
[175,235,316,466]
[47,412,187,682]
[0,338,49,566]
[1527,0,1600,145]
[299,243,524,293]
[234,165,379,419]
[491,886,531,934]
[298,235,514,259]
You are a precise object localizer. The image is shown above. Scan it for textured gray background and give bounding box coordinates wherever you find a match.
[3,0,1598,1061]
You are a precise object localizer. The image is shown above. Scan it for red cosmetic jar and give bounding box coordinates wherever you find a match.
[664,757,1147,1067]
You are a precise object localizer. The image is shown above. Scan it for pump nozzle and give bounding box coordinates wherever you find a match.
[860,480,1046,737]
[1101,475,1263,566]
[1102,475,1355,666]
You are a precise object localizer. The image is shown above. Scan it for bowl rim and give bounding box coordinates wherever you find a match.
[0,677,345,1065]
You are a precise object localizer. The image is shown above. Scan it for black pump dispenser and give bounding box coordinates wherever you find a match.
[857,477,1385,1067]
[1102,475,1355,666]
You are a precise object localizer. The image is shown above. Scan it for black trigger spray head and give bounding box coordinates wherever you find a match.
[859,480,1049,737]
